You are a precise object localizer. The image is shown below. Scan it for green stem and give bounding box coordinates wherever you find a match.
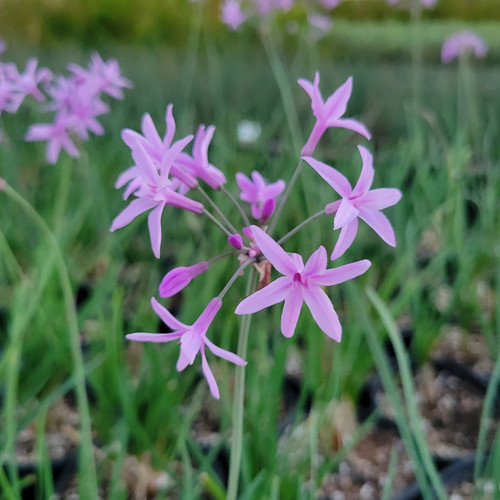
[203,208,233,238]
[198,185,238,234]
[221,186,250,228]
[227,268,258,500]
[277,208,326,245]
[1,182,99,499]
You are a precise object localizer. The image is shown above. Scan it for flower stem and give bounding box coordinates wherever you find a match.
[277,208,326,245]
[203,208,233,238]
[268,157,304,235]
[198,185,238,234]
[1,182,99,499]
[221,185,251,228]
[218,258,255,301]
[226,267,258,500]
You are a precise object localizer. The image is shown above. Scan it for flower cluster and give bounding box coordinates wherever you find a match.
[24,53,132,164]
[441,30,488,64]
[113,73,401,399]
[0,43,131,163]
[219,0,341,31]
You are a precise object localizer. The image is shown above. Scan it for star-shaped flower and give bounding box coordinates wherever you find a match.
[235,226,371,340]
[303,145,402,260]
[127,298,246,399]
[298,72,371,156]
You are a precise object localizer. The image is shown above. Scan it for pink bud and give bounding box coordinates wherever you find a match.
[260,198,275,223]
[159,262,209,297]
[228,233,243,250]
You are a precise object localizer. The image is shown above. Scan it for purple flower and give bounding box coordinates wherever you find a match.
[318,0,341,9]
[298,73,371,156]
[25,112,80,164]
[303,146,402,260]
[236,170,285,221]
[127,298,246,399]
[441,31,488,63]
[221,0,246,30]
[159,261,209,297]
[235,226,371,340]
[174,124,226,189]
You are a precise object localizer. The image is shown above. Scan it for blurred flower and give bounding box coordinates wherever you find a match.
[0,39,6,56]
[236,170,285,221]
[303,145,402,259]
[441,30,488,63]
[308,13,333,41]
[318,0,341,9]
[221,0,246,30]
[298,72,371,156]
[127,298,246,399]
[237,120,262,145]
[235,226,371,340]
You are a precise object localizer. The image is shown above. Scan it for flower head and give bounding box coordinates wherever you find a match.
[236,170,285,221]
[298,73,371,156]
[159,261,209,297]
[303,145,402,259]
[221,0,246,30]
[235,226,371,340]
[127,298,246,399]
[441,31,488,63]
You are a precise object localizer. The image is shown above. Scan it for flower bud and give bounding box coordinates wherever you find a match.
[228,233,243,250]
[159,262,209,297]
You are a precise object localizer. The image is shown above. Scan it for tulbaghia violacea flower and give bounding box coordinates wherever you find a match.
[111,134,203,258]
[235,226,371,340]
[69,52,132,100]
[221,0,246,30]
[159,261,210,297]
[25,112,80,164]
[441,31,488,63]
[174,124,226,189]
[236,170,285,221]
[298,73,371,156]
[127,298,246,399]
[303,145,402,260]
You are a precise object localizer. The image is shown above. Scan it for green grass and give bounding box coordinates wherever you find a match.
[1,17,500,499]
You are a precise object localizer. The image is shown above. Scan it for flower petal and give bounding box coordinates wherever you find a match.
[333,198,359,230]
[312,258,371,286]
[351,145,374,197]
[250,226,298,276]
[361,188,402,210]
[302,156,352,198]
[148,202,165,258]
[330,219,359,260]
[331,118,371,140]
[126,332,183,342]
[323,76,352,120]
[281,283,303,338]
[302,285,342,341]
[358,208,396,246]
[205,338,247,366]
[110,197,157,231]
[151,297,187,330]
[303,245,327,277]
[235,276,291,314]
[201,347,220,399]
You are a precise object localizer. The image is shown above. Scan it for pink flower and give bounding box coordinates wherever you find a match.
[441,31,488,63]
[25,112,80,164]
[221,0,246,30]
[235,226,371,340]
[174,124,226,189]
[318,0,341,9]
[159,261,209,297]
[298,73,371,156]
[303,146,402,260]
[236,171,285,221]
[127,298,246,399]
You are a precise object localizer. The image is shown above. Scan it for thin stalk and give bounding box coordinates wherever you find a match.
[0,227,25,281]
[1,182,99,498]
[226,268,259,500]
[221,185,250,228]
[268,158,303,235]
[218,258,255,301]
[277,208,326,245]
[203,208,233,238]
[198,185,238,234]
